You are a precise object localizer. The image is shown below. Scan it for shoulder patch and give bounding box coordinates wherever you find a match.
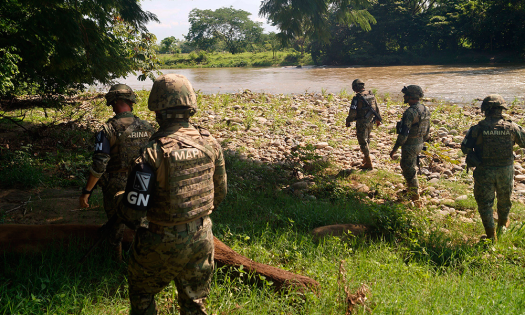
[123,163,156,211]
[94,131,110,154]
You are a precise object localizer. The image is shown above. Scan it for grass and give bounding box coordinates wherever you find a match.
[3,91,525,313]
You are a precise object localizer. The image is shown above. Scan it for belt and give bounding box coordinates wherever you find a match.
[148,216,206,234]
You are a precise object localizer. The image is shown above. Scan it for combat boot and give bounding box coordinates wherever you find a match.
[481,227,497,243]
[497,219,510,236]
[360,156,373,170]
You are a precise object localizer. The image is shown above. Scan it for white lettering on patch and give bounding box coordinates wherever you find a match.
[127,191,150,206]
[128,131,150,138]
[172,149,202,160]
[483,130,511,136]
[95,143,103,151]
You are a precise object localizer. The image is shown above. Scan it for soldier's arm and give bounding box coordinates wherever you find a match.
[117,145,159,229]
[89,129,112,178]
[393,109,416,150]
[213,142,227,208]
[460,127,476,154]
[512,123,525,148]
[346,96,358,126]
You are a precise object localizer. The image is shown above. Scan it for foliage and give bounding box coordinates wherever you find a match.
[0,0,160,98]
[159,36,181,54]
[186,6,264,54]
[260,0,376,47]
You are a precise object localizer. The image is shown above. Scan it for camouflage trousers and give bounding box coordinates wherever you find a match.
[100,172,128,244]
[401,143,424,190]
[473,165,514,231]
[128,216,214,315]
[356,119,373,157]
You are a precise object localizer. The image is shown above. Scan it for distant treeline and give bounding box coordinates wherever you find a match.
[158,1,525,66]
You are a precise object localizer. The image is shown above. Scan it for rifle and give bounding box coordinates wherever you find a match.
[78,215,122,264]
[359,94,382,123]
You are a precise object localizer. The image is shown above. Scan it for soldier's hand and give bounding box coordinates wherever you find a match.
[79,194,90,208]
[375,120,381,127]
[389,149,397,160]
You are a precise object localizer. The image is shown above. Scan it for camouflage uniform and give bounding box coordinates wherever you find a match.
[461,94,525,240]
[90,112,154,236]
[117,74,227,315]
[346,90,381,158]
[393,102,431,194]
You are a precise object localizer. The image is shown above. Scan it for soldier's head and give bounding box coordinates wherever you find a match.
[148,74,197,126]
[105,84,136,113]
[481,94,507,117]
[402,85,424,104]
[352,79,365,92]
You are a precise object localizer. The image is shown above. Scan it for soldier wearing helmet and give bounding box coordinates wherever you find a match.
[461,94,525,242]
[345,79,382,169]
[116,74,227,315]
[79,84,155,259]
[389,85,431,201]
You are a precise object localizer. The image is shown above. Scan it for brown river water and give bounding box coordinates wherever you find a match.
[116,65,525,103]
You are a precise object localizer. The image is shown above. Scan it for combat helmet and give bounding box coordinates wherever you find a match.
[481,94,508,112]
[401,85,424,98]
[148,74,197,119]
[105,84,136,106]
[352,79,365,91]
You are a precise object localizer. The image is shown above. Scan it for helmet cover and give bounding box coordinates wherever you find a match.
[105,84,136,106]
[481,94,508,112]
[401,85,424,98]
[148,74,197,113]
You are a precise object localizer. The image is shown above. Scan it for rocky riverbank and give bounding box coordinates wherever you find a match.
[191,90,525,227]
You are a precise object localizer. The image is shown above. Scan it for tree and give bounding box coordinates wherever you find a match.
[259,0,376,46]
[159,36,181,54]
[0,0,160,98]
[186,6,264,54]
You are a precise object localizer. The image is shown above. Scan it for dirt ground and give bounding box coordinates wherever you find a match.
[1,188,107,225]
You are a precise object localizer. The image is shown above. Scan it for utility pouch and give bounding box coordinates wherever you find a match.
[396,121,402,134]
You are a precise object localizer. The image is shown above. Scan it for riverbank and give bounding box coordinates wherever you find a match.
[159,50,314,69]
[2,91,525,313]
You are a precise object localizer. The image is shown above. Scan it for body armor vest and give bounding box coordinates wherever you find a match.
[407,104,430,139]
[147,130,217,225]
[478,120,514,167]
[352,92,377,120]
[106,116,153,173]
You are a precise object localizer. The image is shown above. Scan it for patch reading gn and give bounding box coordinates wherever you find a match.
[133,171,152,192]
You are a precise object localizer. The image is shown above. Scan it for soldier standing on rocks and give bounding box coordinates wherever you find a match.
[389,85,431,201]
[345,79,382,170]
[79,84,155,258]
[116,74,227,315]
[461,94,525,242]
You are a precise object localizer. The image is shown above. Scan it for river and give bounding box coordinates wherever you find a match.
[115,65,525,104]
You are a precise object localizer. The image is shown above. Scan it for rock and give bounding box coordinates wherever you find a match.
[515,175,525,182]
[443,170,453,176]
[429,173,440,179]
[227,117,243,124]
[449,129,458,135]
[315,142,329,149]
[460,217,474,223]
[441,199,455,205]
[455,195,468,202]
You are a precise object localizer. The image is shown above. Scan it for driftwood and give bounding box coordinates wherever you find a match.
[0,224,318,292]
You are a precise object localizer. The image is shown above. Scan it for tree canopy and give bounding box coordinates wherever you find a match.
[186,6,264,54]
[0,0,160,98]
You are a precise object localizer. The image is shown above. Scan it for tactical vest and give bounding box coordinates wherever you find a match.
[147,130,217,225]
[353,91,377,120]
[407,104,430,139]
[105,116,153,173]
[478,120,514,167]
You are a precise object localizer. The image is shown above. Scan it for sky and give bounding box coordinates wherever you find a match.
[140,0,278,42]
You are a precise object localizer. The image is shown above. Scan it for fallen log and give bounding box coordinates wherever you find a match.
[0,224,319,292]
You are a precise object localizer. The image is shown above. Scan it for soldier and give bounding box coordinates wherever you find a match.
[346,79,382,169]
[389,85,431,201]
[461,94,525,242]
[79,84,155,257]
[116,74,227,315]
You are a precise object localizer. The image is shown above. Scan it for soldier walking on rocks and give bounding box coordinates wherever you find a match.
[389,85,431,201]
[461,94,525,242]
[79,84,155,258]
[116,74,227,315]
[345,79,381,169]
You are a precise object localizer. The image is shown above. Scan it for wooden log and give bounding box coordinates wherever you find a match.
[0,224,319,292]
